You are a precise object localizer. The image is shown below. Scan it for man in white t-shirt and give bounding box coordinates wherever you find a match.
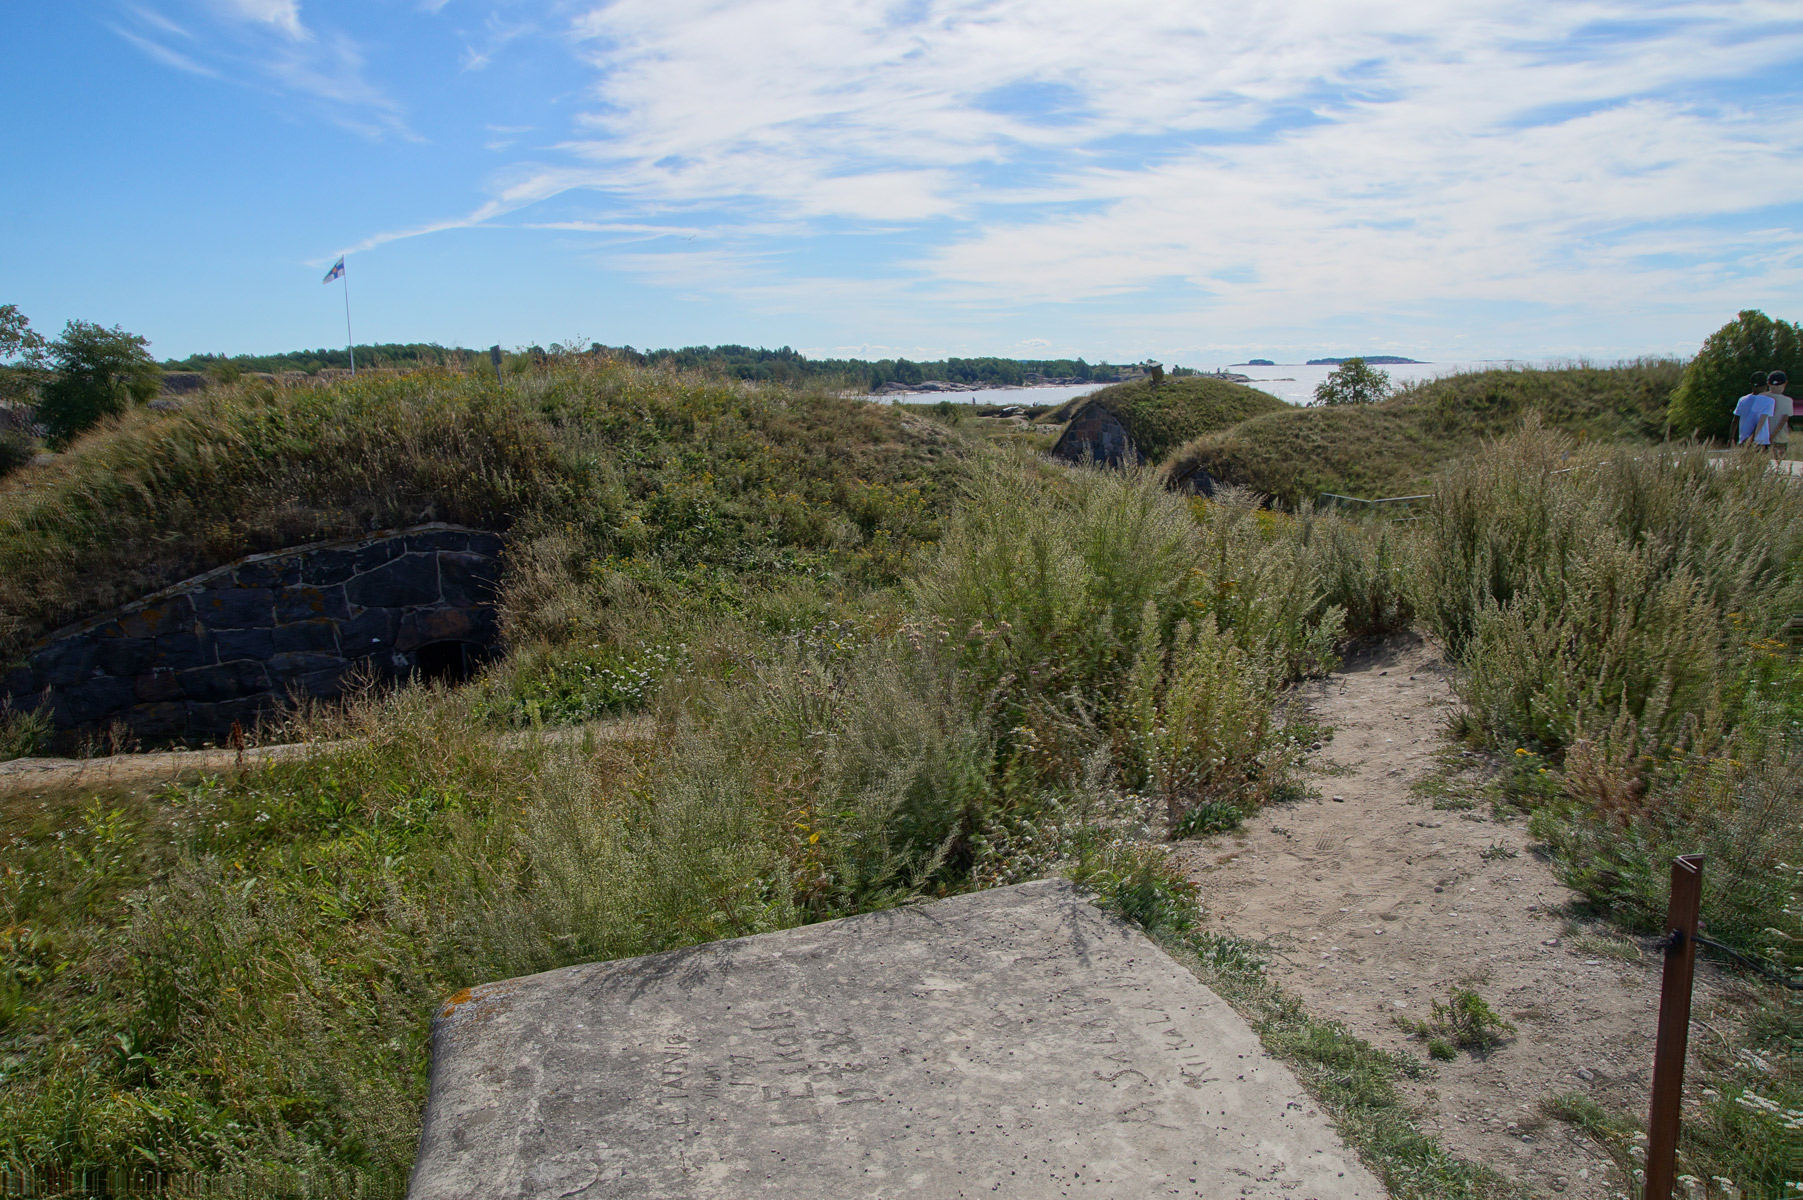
[1734,372,1774,446]
[1766,371,1791,461]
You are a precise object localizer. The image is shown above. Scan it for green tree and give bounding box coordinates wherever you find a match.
[37,320,163,446]
[1666,310,1802,442]
[1314,357,1391,406]
[0,303,48,405]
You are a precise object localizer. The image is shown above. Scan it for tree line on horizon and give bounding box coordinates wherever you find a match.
[164,341,1148,391]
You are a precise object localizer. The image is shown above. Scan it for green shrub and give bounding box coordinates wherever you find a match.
[914,467,1336,825]
[36,321,163,448]
[1397,988,1516,1055]
[1666,309,1803,442]
[0,702,48,760]
[1315,357,1392,406]
[1415,423,1802,754]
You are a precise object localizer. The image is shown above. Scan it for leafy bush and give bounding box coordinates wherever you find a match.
[36,322,163,447]
[1666,309,1803,442]
[1315,357,1392,406]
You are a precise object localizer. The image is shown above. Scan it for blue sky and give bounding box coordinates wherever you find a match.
[3,1,1801,366]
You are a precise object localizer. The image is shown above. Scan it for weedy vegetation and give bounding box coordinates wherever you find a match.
[1,344,1796,1197]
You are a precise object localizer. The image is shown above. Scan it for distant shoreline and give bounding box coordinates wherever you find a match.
[862,380,1107,399]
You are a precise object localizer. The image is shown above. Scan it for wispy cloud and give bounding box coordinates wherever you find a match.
[111,2,410,138]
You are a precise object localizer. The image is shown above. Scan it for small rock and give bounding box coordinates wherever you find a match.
[1575,1069,1595,1082]
[1434,886,1445,893]
[1331,795,1345,803]
[1542,938,1560,946]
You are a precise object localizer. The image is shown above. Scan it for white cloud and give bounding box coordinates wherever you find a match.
[512,0,1803,344]
[213,0,306,40]
[113,2,409,138]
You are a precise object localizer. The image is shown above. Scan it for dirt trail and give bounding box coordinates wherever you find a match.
[1177,634,1726,1199]
[0,717,654,795]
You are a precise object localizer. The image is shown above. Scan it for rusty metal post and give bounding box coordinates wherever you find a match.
[1644,854,1704,1200]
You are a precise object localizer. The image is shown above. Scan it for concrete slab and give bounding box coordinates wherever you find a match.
[408,880,1384,1200]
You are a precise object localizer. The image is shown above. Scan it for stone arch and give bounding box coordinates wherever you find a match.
[2,524,504,747]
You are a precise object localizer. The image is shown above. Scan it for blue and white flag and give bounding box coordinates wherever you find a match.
[322,256,345,284]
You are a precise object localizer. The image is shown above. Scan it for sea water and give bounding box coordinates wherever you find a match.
[868,360,1565,409]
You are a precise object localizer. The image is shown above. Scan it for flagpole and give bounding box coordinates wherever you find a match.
[341,264,355,377]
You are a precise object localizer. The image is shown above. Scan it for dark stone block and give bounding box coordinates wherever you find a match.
[187,697,279,738]
[400,606,498,652]
[94,637,155,677]
[353,539,403,573]
[439,552,502,608]
[135,671,185,703]
[303,548,358,586]
[289,665,349,699]
[54,676,139,725]
[407,529,469,553]
[346,553,439,609]
[153,631,212,671]
[338,607,398,654]
[117,595,194,639]
[268,651,343,679]
[5,663,43,699]
[178,664,246,703]
[273,619,338,654]
[213,628,276,661]
[276,584,349,623]
[235,558,300,589]
[195,588,273,630]
[466,532,505,560]
[123,702,188,740]
[39,640,98,687]
[91,621,126,640]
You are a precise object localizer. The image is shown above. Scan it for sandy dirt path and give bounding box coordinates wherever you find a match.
[1176,634,1730,1199]
[0,717,654,796]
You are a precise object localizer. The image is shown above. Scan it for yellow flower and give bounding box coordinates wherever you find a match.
[1515,748,1529,756]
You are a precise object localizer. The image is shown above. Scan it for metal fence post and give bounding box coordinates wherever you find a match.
[1644,853,1704,1200]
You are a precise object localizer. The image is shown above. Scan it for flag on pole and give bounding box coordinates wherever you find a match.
[322,256,345,284]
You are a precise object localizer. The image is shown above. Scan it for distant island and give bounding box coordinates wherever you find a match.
[1305,356,1425,366]
[1246,359,1275,366]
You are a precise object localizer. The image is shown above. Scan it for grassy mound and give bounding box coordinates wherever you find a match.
[1164,361,1682,505]
[1045,376,1287,463]
[0,362,964,661]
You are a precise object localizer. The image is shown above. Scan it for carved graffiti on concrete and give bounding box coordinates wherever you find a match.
[2,524,503,745]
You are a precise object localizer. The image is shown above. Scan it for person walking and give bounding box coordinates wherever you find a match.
[1734,370,1774,448]
[1766,370,1792,462]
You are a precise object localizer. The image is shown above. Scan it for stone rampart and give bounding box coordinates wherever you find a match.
[2,524,503,746]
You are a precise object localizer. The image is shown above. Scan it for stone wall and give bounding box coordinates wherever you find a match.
[2,524,503,746]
